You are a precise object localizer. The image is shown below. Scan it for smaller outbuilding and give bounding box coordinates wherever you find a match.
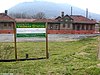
[0,10,15,34]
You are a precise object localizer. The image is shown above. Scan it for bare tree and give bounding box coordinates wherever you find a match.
[32,12,46,19]
[9,12,28,18]
[9,12,46,19]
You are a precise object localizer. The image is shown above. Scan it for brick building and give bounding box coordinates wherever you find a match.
[0,11,15,34]
[15,12,97,34]
[48,12,97,34]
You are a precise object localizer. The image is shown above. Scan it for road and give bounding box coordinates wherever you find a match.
[0,34,98,42]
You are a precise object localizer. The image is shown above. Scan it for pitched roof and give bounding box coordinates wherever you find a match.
[63,15,73,20]
[15,18,36,22]
[55,15,73,23]
[15,15,97,24]
[55,16,61,19]
[0,13,15,22]
[34,19,58,23]
[15,18,58,23]
[70,15,97,24]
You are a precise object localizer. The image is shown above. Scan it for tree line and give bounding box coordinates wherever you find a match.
[9,12,46,19]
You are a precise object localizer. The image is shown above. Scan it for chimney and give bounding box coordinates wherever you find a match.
[86,8,88,18]
[61,12,64,17]
[5,10,8,15]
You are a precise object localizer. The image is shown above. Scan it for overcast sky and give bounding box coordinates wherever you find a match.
[0,0,100,14]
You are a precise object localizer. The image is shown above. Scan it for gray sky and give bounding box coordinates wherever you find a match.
[0,0,100,14]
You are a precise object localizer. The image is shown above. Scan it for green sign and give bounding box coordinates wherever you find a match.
[16,23,45,28]
[16,23,46,37]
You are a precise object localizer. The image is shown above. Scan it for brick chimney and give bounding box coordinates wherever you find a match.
[61,12,64,18]
[5,10,8,15]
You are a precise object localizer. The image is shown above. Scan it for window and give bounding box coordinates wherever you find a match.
[4,23,7,26]
[82,25,84,30]
[66,19,68,21]
[67,23,70,28]
[8,23,12,27]
[0,23,2,29]
[55,25,58,30]
[50,25,53,30]
[8,23,13,29]
[77,25,80,30]
[90,25,93,30]
[86,25,88,30]
[73,25,75,30]
[63,24,65,28]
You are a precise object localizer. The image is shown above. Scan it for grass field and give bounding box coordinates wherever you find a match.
[0,37,100,75]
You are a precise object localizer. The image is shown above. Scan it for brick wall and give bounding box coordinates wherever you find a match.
[48,30,95,34]
[0,30,14,34]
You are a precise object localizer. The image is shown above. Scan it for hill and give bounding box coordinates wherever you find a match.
[8,1,100,20]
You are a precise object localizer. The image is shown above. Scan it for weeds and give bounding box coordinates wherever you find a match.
[0,43,14,59]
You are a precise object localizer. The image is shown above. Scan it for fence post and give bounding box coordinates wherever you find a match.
[14,22,17,60]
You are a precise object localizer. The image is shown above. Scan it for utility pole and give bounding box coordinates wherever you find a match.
[71,7,73,15]
[86,8,88,18]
